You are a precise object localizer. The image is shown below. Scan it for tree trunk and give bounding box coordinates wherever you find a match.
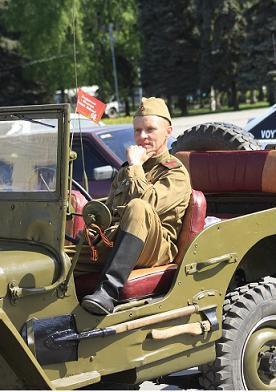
[231,81,239,110]
[258,86,264,101]
[215,90,222,110]
[210,86,216,111]
[178,96,188,115]
[250,89,257,104]
[167,96,172,113]
[124,99,130,116]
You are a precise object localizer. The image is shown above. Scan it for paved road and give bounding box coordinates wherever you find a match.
[171,106,268,137]
[140,369,201,390]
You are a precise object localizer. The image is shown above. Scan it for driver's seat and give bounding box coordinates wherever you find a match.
[73,189,207,302]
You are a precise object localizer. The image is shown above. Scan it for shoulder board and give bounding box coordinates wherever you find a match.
[161,159,181,169]
[121,161,129,168]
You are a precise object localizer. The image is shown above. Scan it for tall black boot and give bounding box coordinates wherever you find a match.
[81,230,144,315]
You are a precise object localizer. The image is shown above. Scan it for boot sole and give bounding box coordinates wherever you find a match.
[82,298,112,315]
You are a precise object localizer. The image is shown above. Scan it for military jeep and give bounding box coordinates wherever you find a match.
[0,103,276,390]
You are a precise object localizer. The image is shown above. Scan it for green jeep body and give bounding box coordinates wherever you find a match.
[0,104,275,390]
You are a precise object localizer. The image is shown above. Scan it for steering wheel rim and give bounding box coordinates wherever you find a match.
[71,178,92,201]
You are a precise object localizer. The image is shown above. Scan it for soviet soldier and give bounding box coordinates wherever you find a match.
[81,97,192,315]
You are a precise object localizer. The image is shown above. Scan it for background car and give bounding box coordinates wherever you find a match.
[71,119,176,198]
[244,103,276,149]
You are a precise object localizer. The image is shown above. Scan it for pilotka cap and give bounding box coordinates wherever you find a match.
[134,97,172,125]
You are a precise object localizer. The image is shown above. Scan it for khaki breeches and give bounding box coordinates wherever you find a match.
[75,199,175,275]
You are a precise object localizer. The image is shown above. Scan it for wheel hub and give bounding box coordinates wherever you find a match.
[243,326,276,389]
[260,348,276,377]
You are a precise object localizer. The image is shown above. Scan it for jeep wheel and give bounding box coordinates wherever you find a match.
[171,122,261,152]
[199,278,276,390]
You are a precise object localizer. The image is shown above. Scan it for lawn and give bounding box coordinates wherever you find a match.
[103,101,270,125]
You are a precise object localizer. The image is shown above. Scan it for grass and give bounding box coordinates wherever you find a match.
[104,116,133,125]
[103,101,270,125]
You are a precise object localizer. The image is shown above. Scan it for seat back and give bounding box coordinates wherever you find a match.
[175,150,276,193]
[174,189,207,264]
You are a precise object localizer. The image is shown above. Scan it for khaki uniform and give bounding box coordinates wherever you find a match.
[76,150,191,273]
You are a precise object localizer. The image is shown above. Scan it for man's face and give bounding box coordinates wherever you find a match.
[133,115,172,157]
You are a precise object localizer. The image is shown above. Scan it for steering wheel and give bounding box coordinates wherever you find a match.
[66,179,111,245]
[71,178,92,202]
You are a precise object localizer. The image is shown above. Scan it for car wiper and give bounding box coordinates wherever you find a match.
[10,114,56,128]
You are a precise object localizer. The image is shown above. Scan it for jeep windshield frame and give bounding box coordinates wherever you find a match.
[0,104,70,256]
[0,105,69,201]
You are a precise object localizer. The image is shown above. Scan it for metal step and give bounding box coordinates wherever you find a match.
[51,370,101,390]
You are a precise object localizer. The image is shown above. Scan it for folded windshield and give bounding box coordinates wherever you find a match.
[0,118,58,192]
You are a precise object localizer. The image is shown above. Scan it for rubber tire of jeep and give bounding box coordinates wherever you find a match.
[171,122,261,152]
[199,277,276,390]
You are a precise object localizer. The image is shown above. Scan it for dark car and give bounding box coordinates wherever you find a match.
[71,120,175,198]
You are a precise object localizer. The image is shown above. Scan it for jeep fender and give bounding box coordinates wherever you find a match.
[0,308,52,389]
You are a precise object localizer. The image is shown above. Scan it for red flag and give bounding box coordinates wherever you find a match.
[76,88,107,123]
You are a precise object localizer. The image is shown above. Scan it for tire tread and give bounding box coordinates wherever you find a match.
[199,277,276,389]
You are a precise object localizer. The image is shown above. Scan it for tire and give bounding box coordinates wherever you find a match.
[171,122,261,152]
[107,107,118,118]
[199,277,276,390]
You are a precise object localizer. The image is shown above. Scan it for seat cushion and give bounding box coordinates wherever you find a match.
[75,263,178,301]
[74,190,206,301]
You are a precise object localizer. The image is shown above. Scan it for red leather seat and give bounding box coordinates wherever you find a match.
[175,150,276,193]
[74,189,206,301]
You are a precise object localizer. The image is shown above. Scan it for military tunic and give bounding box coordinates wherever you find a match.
[76,149,191,273]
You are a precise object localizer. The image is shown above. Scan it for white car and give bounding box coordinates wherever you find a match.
[55,86,123,118]
[244,104,276,149]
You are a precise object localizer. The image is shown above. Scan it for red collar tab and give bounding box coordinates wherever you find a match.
[161,159,181,169]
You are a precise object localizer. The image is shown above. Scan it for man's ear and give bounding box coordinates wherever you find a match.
[167,125,173,136]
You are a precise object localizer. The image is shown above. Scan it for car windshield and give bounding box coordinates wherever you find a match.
[95,127,134,161]
[95,127,176,162]
[70,117,101,130]
[0,118,58,192]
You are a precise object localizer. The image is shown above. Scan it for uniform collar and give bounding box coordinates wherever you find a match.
[143,150,170,171]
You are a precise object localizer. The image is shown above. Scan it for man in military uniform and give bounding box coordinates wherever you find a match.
[82,97,191,315]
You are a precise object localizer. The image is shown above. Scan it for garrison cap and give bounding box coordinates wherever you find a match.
[134,97,172,125]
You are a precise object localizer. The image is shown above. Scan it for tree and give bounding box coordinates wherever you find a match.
[3,0,140,109]
[0,0,48,105]
[81,0,140,111]
[137,0,200,114]
[197,0,246,110]
[4,0,89,97]
[240,0,276,104]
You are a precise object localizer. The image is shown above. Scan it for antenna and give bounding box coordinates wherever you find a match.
[70,0,89,192]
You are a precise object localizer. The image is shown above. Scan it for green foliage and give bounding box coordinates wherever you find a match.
[0,0,49,105]
[196,0,246,109]
[138,0,200,113]
[1,0,275,108]
[4,0,89,93]
[81,0,140,101]
[3,0,139,102]
[240,0,276,102]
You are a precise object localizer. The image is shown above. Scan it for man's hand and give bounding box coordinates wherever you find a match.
[127,145,154,166]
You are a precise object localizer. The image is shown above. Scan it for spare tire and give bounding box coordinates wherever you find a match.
[171,122,261,152]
